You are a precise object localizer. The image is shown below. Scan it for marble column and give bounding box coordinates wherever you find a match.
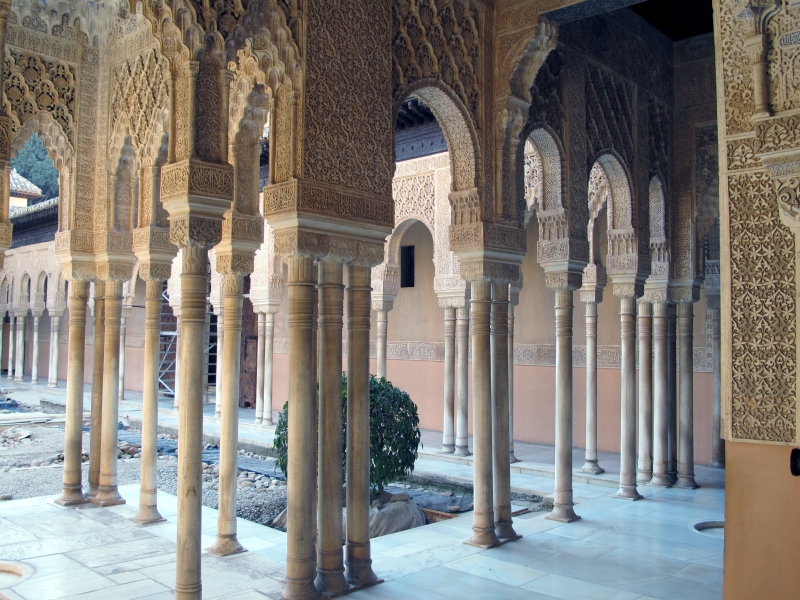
[88,283,105,498]
[14,312,24,381]
[48,313,61,387]
[468,280,499,547]
[376,307,389,379]
[93,281,125,507]
[650,301,671,487]
[283,255,319,599]
[118,315,127,401]
[254,312,266,424]
[0,313,4,381]
[133,280,166,524]
[316,261,347,592]
[508,294,518,463]
[345,264,379,586]
[6,314,13,380]
[214,310,224,417]
[491,283,518,538]
[548,288,581,521]
[54,280,89,506]
[454,305,471,456]
[637,301,653,484]
[263,310,276,426]
[709,297,724,468]
[676,302,698,488]
[173,313,181,409]
[667,304,678,484]
[208,274,246,556]
[581,301,603,474]
[31,314,40,384]
[441,305,456,454]
[616,296,642,500]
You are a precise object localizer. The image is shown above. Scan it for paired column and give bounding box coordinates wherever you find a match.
[48,313,61,387]
[93,280,126,506]
[31,314,40,384]
[548,288,580,521]
[88,282,105,498]
[580,301,603,474]
[316,261,348,592]
[13,313,23,381]
[214,309,224,417]
[375,306,389,379]
[709,297,724,468]
[133,280,166,524]
[508,295,518,463]
[676,302,698,488]
[454,305,471,456]
[118,315,128,401]
[441,306,456,453]
[54,280,90,506]
[616,295,642,500]
[650,301,671,486]
[263,310,276,425]
[254,312,266,424]
[667,304,678,483]
[636,301,653,484]
[208,274,246,555]
[5,314,13,380]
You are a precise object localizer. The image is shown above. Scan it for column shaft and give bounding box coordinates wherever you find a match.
[581,302,603,473]
[133,281,166,524]
[667,304,678,483]
[48,315,61,387]
[468,280,499,547]
[710,304,724,468]
[88,283,105,498]
[616,296,642,500]
[31,315,39,383]
[173,315,182,409]
[637,301,653,484]
[345,264,378,586]
[254,312,266,424]
[93,281,125,506]
[214,311,224,417]
[264,312,275,425]
[118,316,127,401]
[676,303,698,488]
[14,314,24,381]
[651,302,671,487]
[54,280,89,506]
[6,315,13,380]
[508,302,518,463]
[441,306,456,453]
[454,306,470,456]
[376,309,388,379]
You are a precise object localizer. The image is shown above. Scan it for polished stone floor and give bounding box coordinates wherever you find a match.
[0,479,724,599]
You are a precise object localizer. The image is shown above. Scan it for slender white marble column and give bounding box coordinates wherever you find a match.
[214,310,224,417]
[263,311,276,425]
[468,280,499,547]
[549,289,581,521]
[581,301,604,474]
[254,312,266,424]
[616,296,642,500]
[441,306,456,454]
[376,308,388,379]
[14,313,24,381]
[491,283,518,538]
[31,314,40,384]
[133,280,166,524]
[208,274,246,556]
[454,305,471,456]
[345,264,379,586]
[667,304,678,484]
[93,281,125,507]
[48,314,61,387]
[118,315,127,401]
[637,301,653,484]
[173,313,181,409]
[0,313,5,381]
[88,283,105,498]
[508,297,518,463]
[651,301,671,487]
[676,302,698,488]
[709,299,724,468]
[283,255,319,600]
[6,315,13,380]
[316,261,347,592]
[55,280,89,506]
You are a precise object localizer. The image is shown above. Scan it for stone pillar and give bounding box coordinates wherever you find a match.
[93,280,126,507]
[709,297,724,468]
[133,280,166,524]
[676,302,698,488]
[173,313,181,409]
[508,289,519,463]
[31,314,40,383]
[14,312,23,381]
[118,315,127,401]
[208,274,246,556]
[454,305,471,456]
[637,301,653,484]
[48,314,61,387]
[0,313,5,381]
[441,305,456,454]
[651,301,671,487]
[263,310,276,425]
[5,314,13,380]
[467,280,499,547]
[316,260,348,593]
[491,283,518,538]
[580,301,603,474]
[88,283,105,498]
[548,288,580,521]
[345,263,379,586]
[667,304,678,483]
[254,312,266,424]
[214,309,224,417]
[616,296,642,500]
[55,280,89,506]
[376,307,389,379]
[283,255,319,599]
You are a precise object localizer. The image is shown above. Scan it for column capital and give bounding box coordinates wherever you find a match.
[137,261,172,282]
[133,226,177,268]
[460,258,520,284]
[371,298,394,313]
[273,229,384,267]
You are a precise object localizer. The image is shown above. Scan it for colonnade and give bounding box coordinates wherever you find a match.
[0,306,63,386]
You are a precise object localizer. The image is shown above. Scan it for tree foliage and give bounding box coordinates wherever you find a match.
[273,374,421,497]
[10,134,59,200]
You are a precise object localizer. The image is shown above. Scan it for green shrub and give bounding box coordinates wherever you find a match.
[273,373,421,496]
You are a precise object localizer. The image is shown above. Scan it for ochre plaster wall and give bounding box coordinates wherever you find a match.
[723,441,800,599]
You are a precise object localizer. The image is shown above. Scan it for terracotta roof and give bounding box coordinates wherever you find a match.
[9,169,42,199]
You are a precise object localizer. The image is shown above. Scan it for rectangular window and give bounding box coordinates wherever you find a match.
[400,245,415,288]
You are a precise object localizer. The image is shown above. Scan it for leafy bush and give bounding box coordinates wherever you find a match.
[273,374,421,496]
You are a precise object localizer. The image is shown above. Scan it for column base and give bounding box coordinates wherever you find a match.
[175,582,202,599]
[710,460,725,469]
[495,520,519,540]
[636,470,653,485]
[614,485,643,501]
[667,466,678,484]
[344,558,378,588]
[509,452,520,464]
[13,376,22,382]
[282,578,321,600]
[91,486,126,507]
[264,419,274,426]
[48,382,57,388]
[314,569,349,595]
[440,444,455,454]
[86,484,99,499]
[649,474,672,487]
[579,461,604,474]
[132,506,166,525]
[675,475,699,489]
[207,534,246,556]
[546,504,581,523]
[466,527,500,549]
[254,418,263,425]
[54,487,88,506]
[453,445,472,457]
